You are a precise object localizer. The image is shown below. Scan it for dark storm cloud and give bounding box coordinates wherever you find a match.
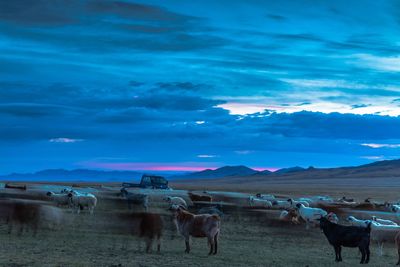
[2,0,400,173]
[254,112,400,140]
[86,1,194,22]
[0,0,79,25]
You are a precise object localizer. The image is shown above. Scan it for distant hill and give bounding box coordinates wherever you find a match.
[272,166,306,174]
[172,165,258,180]
[0,169,145,182]
[173,159,400,187]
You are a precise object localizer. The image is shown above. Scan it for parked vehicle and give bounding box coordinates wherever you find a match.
[122,174,170,190]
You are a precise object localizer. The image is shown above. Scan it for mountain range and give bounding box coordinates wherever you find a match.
[1,159,400,183]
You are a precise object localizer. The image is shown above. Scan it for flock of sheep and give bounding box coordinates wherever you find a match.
[3,185,400,265]
[249,193,400,264]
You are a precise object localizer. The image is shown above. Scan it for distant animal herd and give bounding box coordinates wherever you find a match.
[3,184,400,264]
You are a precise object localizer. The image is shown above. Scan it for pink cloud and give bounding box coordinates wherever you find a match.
[82,162,217,172]
[80,161,277,172]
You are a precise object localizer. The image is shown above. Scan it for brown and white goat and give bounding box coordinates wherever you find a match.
[171,205,220,255]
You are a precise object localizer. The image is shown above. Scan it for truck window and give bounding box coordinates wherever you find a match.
[142,176,151,185]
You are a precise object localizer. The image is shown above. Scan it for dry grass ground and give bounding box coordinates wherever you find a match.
[0,183,399,266]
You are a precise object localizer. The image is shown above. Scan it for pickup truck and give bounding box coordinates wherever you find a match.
[122,174,170,189]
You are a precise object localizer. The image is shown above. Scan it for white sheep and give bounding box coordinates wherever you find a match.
[271,200,291,209]
[255,193,275,201]
[279,210,299,224]
[68,192,97,214]
[346,216,371,228]
[164,196,187,209]
[371,216,398,226]
[311,196,333,205]
[391,204,400,213]
[370,223,400,256]
[295,203,327,229]
[248,196,272,208]
[287,198,309,208]
[46,192,71,207]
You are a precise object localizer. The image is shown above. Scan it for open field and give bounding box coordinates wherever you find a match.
[0,182,399,266]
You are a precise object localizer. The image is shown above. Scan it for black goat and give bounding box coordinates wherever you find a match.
[319,217,371,264]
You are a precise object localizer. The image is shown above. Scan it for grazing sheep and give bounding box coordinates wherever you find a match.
[391,204,400,213]
[137,213,163,253]
[338,196,355,202]
[68,192,97,214]
[298,197,314,203]
[287,198,309,208]
[115,212,163,253]
[371,216,398,226]
[0,200,62,236]
[255,193,275,201]
[171,205,220,255]
[319,217,371,264]
[120,189,148,211]
[312,196,333,205]
[188,192,212,202]
[46,191,70,207]
[347,216,371,228]
[295,203,327,228]
[279,209,300,224]
[60,188,72,194]
[248,196,272,208]
[370,223,400,256]
[271,200,291,209]
[164,196,187,209]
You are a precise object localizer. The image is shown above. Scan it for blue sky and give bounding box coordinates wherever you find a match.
[1,0,400,174]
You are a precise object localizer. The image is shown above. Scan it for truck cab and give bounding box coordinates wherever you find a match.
[140,174,169,189]
[122,174,170,189]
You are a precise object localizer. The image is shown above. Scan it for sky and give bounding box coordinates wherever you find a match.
[1,0,400,174]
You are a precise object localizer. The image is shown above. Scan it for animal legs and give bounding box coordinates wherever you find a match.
[184,236,190,253]
[365,245,370,264]
[213,232,219,255]
[145,238,153,253]
[157,234,161,253]
[208,236,214,255]
[397,241,400,265]
[334,246,339,262]
[338,246,342,261]
[359,246,366,264]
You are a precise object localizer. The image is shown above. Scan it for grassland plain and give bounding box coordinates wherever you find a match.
[0,183,399,266]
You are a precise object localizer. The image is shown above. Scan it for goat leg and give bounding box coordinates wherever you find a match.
[145,238,152,254]
[213,233,218,255]
[157,234,161,253]
[185,237,190,253]
[208,237,214,255]
[338,246,342,262]
[365,246,370,264]
[334,246,339,262]
[359,247,366,264]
